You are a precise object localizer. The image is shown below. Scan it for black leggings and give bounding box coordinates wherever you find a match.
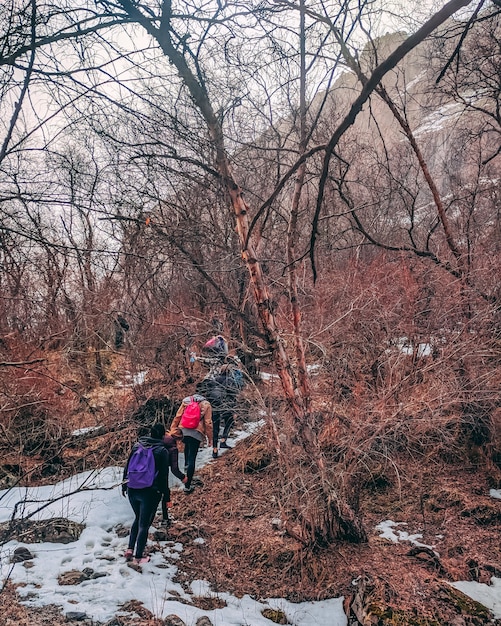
[127,487,162,558]
[212,409,234,448]
[183,436,201,488]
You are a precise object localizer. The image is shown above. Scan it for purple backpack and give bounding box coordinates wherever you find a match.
[127,444,157,489]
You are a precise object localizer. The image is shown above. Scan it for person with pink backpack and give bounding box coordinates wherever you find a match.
[168,391,212,494]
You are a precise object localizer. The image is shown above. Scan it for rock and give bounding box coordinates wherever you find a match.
[58,570,90,585]
[196,617,214,626]
[113,523,129,538]
[65,611,89,621]
[120,600,153,619]
[163,615,187,626]
[74,567,106,580]
[11,546,34,563]
[154,528,169,541]
[262,608,288,624]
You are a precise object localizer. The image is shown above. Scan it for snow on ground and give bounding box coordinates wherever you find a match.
[375,520,436,551]
[1,425,500,623]
[376,520,501,619]
[260,371,279,382]
[391,337,433,358]
[72,426,102,437]
[450,579,501,619]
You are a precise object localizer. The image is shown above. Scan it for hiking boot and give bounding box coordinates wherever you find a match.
[212,449,218,459]
[133,556,150,564]
[220,441,232,449]
[124,549,133,562]
[184,485,194,494]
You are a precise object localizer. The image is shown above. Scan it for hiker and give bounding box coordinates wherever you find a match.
[169,393,212,494]
[202,335,228,360]
[160,432,188,525]
[201,362,243,458]
[196,335,229,378]
[114,314,130,350]
[122,422,169,564]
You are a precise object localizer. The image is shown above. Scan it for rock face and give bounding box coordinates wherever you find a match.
[253,18,501,254]
[313,27,498,183]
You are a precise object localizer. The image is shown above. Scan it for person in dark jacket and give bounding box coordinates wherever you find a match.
[122,423,169,564]
[200,363,242,458]
[160,433,187,525]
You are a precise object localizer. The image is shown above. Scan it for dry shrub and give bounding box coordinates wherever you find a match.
[129,396,178,430]
[312,317,501,506]
[61,425,135,475]
[305,253,500,466]
[129,316,197,391]
[0,361,78,486]
[232,434,274,474]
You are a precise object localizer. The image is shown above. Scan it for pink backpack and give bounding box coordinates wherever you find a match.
[180,397,202,429]
[202,335,228,356]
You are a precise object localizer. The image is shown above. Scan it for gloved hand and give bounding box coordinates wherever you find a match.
[121,483,127,497]
[182,475,188,484]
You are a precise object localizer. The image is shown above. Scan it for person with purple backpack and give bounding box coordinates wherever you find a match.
[122,422,170,564]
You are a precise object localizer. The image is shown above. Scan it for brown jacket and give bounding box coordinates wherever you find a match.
[170,396,213,446]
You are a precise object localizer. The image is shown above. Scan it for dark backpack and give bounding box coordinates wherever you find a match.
[199,377,225,406]
[127,444,157,489]
[228,367,245,390]
[180,397,202,429]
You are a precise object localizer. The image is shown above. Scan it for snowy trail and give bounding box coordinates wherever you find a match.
[0,426,347,625]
